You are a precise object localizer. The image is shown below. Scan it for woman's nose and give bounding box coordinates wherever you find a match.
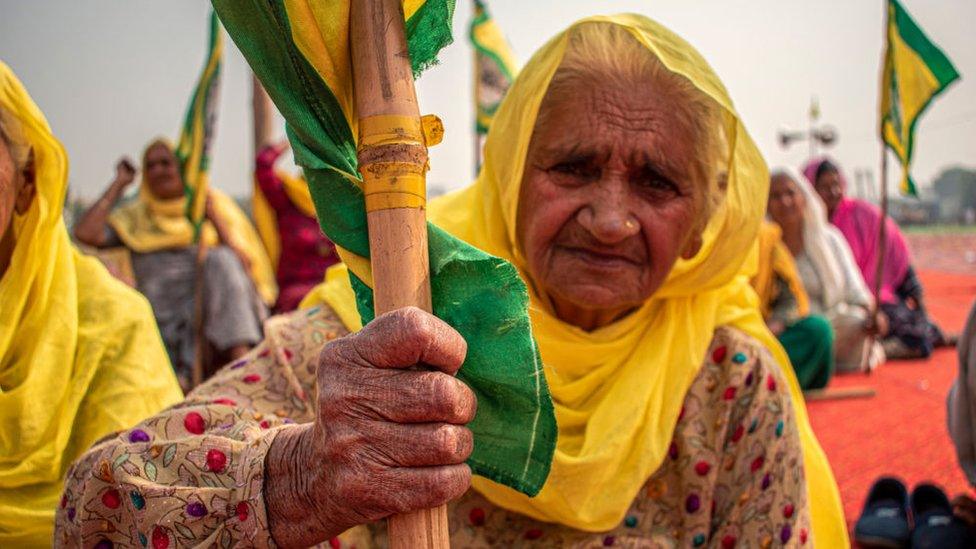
[577,180,640,244]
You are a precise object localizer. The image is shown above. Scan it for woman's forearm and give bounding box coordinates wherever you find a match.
[73,179,129,247]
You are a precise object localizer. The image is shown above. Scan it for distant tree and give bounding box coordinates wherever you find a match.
[932,167,976,223]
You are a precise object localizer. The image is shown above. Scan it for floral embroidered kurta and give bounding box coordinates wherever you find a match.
[56,306,810,548]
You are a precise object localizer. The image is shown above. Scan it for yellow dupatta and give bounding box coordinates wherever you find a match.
[305,14,846,545]
[0,62,183,546]
[107,139,278,305]
[753,221,811,320]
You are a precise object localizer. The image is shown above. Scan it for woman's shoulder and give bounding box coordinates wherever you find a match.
[705,325,793,393]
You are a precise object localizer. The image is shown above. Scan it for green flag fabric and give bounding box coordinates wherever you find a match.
[211,0,555,496]
[175,11,224,240]
[880,0,960,196]
[470,0,517,136]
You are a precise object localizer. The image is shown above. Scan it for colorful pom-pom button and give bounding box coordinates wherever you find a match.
[685,494,701,513]
[624,515,638,528]
[524,528,543,540]
[748,418,759,433]
[694,461,711,476]
[186,502,207,518]
[761,473,772,490]
[151,526,169,549]
[721,534,737,549]
[731,424,745,442]
[95,539,113,549]
[668,442,679,460]
[183,412,206,435]
[744,371,754,386]
[766,375,777,391]
[732,352,747,364]
[780,524,792,543]
[692,533,706,547]
[750,455,765,473]
[783,503,795,519]
[236,501,249,522]
[723,387,737,400]
[206,449,227,472]
[712,346,727,363]
[775,420,784,437]
[138,533,148,547]
[130,491,145,510]
[101,488,121,509]
[128,429,150,443]
[242,374,262,384]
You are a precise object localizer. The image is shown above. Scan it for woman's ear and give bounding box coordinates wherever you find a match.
[14,148,36,215]
[681,231,703,260]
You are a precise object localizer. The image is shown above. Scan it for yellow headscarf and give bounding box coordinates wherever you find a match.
[0,62,183,546]
[306,14,846,546]
[753,221,811,320]
[108,139,279,305]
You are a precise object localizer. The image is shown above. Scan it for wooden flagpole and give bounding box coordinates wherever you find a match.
[349,0,448,547]
[874,149,889,317]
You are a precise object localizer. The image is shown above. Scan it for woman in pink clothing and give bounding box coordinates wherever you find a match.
[803,157,949,358]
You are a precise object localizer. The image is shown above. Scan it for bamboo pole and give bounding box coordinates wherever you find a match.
[874,149,889,316]
[349,0,447,547]
[803,386,877,402]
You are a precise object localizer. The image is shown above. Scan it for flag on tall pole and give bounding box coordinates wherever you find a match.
[880,0,959,196]
[176,11,224,240]
[470,0,517,151]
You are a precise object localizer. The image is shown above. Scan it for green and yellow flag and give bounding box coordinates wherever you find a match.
[470,0,517,136]
[880,0,960,196]
[176,11,224,239]
[213,0,555,496]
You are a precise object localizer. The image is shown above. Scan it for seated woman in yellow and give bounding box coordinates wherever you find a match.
[74,140,277,389]
[752,221,836,390]
[57,16,847,547]
[0,62,182,545]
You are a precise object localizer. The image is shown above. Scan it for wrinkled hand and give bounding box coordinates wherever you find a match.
[114,157,137,188]
[864,310,889,337]
[265,307,476,547]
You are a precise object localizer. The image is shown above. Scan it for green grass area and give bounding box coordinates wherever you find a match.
[903,224,976,235]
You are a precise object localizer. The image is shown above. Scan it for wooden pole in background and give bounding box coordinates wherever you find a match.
[349,0,447,547]
[874,149,890,311]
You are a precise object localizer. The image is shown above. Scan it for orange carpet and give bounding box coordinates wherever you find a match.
[807,269,976,531]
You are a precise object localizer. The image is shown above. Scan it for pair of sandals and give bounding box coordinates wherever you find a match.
[854,477,974,548]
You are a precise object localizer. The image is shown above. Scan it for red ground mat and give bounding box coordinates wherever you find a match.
[806,269,976,531]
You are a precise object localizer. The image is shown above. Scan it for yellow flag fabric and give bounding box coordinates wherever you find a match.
[752,222,811,320]
[471,0,518,135]
[252,170,316,270]
[306,14,847,545]
[880,0,960,196]
[0,62,183,546]
[108,139,278,306]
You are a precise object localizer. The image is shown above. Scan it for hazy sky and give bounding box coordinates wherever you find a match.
[1,1,973,201]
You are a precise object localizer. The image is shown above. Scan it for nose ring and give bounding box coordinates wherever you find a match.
[624,218,638,231]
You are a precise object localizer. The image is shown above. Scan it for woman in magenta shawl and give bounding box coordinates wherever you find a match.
[803,157,949,359]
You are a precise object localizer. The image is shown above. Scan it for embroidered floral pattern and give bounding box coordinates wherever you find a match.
[56,307,809,548]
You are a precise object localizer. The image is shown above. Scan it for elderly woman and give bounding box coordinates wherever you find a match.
[0,63,182,545]
[803,157,948,359]
[73,140,277,388]
[768,167,886,373]
[57,16,847,547]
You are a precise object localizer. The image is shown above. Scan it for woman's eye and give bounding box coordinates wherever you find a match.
[635,174,679,195]
[549,161,597,180]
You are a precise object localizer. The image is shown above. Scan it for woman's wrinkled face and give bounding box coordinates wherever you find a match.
[768,174,806,228]
[517,79,702,319]
[144,143,183,200]
[813,169,844,218]
[0,138,34,243]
